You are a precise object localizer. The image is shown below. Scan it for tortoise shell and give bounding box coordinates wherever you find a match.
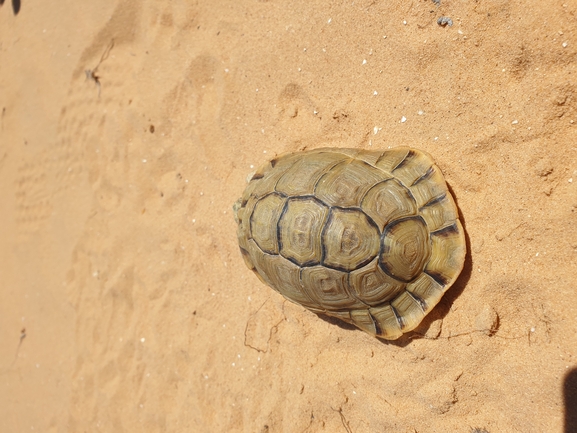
[234,147,466,340]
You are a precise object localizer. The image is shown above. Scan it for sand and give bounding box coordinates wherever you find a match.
[1,0,576,432]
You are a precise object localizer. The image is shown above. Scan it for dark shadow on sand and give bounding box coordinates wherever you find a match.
[565,367,577,433]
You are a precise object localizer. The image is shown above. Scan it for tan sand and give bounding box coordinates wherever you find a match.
[1,0,576,432]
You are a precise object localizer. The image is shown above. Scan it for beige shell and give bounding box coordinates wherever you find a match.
[234,147,466,340]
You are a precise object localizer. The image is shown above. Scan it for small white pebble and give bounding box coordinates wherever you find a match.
[192,218,196,223]
[224,68,229,73]
[327,18,332,24]
[141,337,145,342]
[512,120,518,124]
[562,41,568,48]
[400,116,407,123]
[536,252,539,257]
[530,327,536,332]
[403,20,407,25]
[373,90,378,95]
[200,192,204,196]
[362,59,367,65]
[373,126,381,135]
[418,110,424,115]
[569,178,573,183]
[142,159,147,163]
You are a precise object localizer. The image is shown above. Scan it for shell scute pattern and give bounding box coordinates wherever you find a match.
[235,147,466,340]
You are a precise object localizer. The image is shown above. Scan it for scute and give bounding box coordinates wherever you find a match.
[235,147,466,340]
[315,159,383,207]
[379,216,432,282]
[361,179,417,230]
[322,208,380,272]
[278,197,329,266]
[250,193,287,254]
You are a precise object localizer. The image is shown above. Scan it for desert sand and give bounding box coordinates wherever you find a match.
[1,0,576,432]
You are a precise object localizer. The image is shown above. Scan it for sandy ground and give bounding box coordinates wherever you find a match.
[1,0,576,432]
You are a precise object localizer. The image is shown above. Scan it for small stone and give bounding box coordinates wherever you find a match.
[437,16,453,27]
[475,305,499,336]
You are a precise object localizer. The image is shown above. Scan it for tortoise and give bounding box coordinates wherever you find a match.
[234,147,466,340]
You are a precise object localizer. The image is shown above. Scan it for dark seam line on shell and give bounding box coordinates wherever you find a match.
[276,199,291,254]
[319,207,333,266]
[391,149,415,172]
[330,205,382,237]
[369,310,382,336]
[322,255,375,274]
[255,241,278,256]
[424,270,449,287]
[407,290,427,312]
[279,250,320,268]
[430,222,459,238]
[344,274,370,307]
[391,304,405,330]
[411,165,434,186]
[289,194,325,203]
[265,191,287,199]
[419,193,447,209]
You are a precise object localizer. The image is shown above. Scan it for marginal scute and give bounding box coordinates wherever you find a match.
[419,193,458,232]
[408,165,448,208]
[235,147,466,340]
[374,147,411,172]
[425,220,467,288]
[350,309,378,336]
[391,291,426,332]
[369,304,403,339]
[392,149,435,187]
